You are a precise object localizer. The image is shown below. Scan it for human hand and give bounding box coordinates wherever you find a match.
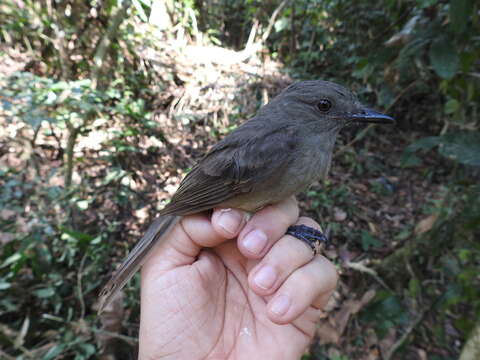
[139,197,338,359]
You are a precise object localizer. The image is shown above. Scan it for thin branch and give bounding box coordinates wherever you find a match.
[77,252,88,319]
[92,328,139,345]
[345,260,392,292]
[383,308,427,360]
[261,0,291,43]
[91,0,132,89]
[64,126,79,189]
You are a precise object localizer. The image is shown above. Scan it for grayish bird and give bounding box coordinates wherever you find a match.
[98,80,394,313]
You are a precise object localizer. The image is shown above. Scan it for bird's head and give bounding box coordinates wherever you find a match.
[264,80,394,132]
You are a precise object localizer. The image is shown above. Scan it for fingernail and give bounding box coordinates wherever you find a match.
[242,229,268,255]
[254,266,276,290]
[217,209,244,236]
[270,295,291,316]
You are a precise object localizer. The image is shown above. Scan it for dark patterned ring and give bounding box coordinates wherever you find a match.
[286,224,329,256]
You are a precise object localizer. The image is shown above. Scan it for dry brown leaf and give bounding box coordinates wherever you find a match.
[0,232,15,244]
[368,222,378,234]
[0,209,16,220]
[338,245,360,263]
[417,348,428,360]
[334,207,347,222]
[414,214,438,235]
[364,348,380,360]
[95,292,126,357]
[378,327,397,358]
[317,320,341,344]
[359,289,377,308]
[333,293,371,336]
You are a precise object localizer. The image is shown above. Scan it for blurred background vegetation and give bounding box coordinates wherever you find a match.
[0,0,479,359]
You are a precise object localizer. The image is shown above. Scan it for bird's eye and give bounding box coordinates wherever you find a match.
[317,99,332,112]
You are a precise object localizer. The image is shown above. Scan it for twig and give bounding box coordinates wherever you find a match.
[344,260,392,291]
[383,308,427,360]
[261,0,291,43]
[48,122,62,157]
[0,323,35,358]
[373,7,415,43]
[92,328,138,345]
[64,125,80,188]
[245,19,259,49]
[91,0,132,89]
[77,252,88,319]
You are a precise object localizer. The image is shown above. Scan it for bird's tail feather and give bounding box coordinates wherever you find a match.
[98,215,181,314]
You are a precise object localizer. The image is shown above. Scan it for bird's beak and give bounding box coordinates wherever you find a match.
[348,108,395,124]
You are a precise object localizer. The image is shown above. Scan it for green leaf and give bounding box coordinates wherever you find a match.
[400,153,422,168]
[60,227,94,242]
[0,253,22,269]
[0,281,11,290]
[35,287,56,298]
[76,200,89,210]
[103,168,127,185]
[408,278,421,297]
[418,0,437,8]
[450,0,473,34]
[77,343,96,356]
[133,0,148,22]
[429,38,459,80]
[274,17,289,32]
[437,132,480,167]
[43,344,66,360]
[361,230,382,251]
[403,136,441,155]
[444,98,459,114]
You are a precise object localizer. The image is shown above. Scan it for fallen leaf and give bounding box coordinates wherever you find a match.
[414,214,438,235]
[333,289,376,336]
[0,209,16,220]
[334,207,347,222]
[368,222,378,234]
[338,245,360,262]
[378,327,396,358]
[417,348,427,360]
[317,320,341,344]
[0,232,15,244]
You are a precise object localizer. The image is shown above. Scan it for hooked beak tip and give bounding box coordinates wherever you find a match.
[349,108,395,124]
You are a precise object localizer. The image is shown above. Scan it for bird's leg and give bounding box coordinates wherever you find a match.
[286,224,330,256]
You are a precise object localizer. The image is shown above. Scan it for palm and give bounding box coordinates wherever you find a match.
[140,241,315,359]
[139,203,336,360]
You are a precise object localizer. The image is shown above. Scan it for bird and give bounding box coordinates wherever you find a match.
[98,80,394,313]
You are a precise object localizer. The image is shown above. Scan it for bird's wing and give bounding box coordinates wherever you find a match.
[160,122,298,216]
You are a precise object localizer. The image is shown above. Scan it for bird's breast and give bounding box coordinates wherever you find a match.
[220,141,332,212]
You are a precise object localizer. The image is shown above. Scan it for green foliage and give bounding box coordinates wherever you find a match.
[1,72,104,127]
[0,66,153,360]
[360,230,382,251]
[402,131,480,167]
[429,36,459,80]
[360,291,410,338]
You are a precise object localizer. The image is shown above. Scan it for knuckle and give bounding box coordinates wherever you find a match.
[277,197,300,222]
[297,216,321,230]
[323,260,339,290]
